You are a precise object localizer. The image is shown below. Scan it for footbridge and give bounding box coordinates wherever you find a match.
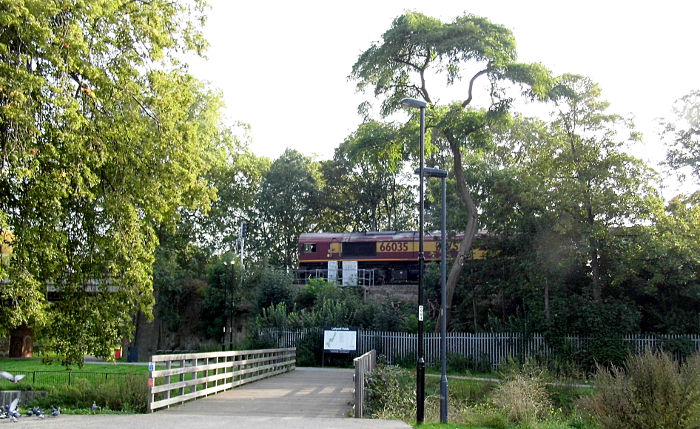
[9,348,410,428]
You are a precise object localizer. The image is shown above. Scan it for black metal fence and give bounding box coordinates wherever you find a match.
[12,371,135,387]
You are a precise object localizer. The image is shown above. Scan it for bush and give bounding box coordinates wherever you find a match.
[580,349,700,429]
[364,364,415,420]
[28,375,148,413]
[490,372,552,425]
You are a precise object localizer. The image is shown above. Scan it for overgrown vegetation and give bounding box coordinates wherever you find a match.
[0,358,148,413]
[365,350,700,428]
[580,350,700,429]
[27,375,148,414]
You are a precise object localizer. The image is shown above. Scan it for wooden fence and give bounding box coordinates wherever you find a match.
[353,349,376,418]
[148,347,295,412]
[261,329,700,369]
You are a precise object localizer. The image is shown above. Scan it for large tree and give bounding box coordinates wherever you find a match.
[254,149,321,269]
[0,0,225,364]
[350,12,557,324]
[545,75,657,302]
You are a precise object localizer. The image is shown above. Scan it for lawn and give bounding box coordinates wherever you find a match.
[0,358,148,391]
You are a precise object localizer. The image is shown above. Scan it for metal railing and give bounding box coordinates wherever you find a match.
[353,349,376,418]
[262,329,700,370]
[0,370,131,387]
[148,347,296,412]
[293,268,376,286]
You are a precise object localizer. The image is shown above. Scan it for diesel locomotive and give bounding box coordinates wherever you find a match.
[298,231,484,284]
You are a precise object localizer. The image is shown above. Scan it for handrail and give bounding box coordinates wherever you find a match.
[353,349,376,418]
[148,347,295,412]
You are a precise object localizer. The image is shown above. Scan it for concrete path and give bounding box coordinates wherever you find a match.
[160,367,355,418]
[6,367,412,429]
[5,414,412,428]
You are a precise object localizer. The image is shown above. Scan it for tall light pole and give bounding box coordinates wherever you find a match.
[419,167,449,423]
[401,97,427,424]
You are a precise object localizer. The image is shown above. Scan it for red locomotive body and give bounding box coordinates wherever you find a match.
[298,231,464,284]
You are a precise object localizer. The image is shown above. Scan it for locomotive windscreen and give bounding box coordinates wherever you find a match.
[343,242,376,257]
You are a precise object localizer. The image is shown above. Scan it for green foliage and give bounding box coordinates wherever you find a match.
[318,121,415,232]
[364,364,415,420]
[28,375,148,413]
[350,12,524,116]
[0,0,225,364]
[661,90,700,184]
[444,352,493,375]
[254,149,321,268]
[351,11,559,328]
[294,279,341,310]
[580,350,700,429]
[490,372,553,426]
[294,329,323,367]
[251,269,294,314]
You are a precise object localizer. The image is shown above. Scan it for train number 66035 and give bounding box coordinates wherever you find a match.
[378,242,409,252]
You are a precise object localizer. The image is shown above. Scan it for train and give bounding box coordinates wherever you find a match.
[297,231,486,284]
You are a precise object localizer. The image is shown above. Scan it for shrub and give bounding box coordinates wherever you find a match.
[28,374,148,413]
[445,352,492,374]
[490,371,552,425]
[364,364,415,420]
[580,349,700,429]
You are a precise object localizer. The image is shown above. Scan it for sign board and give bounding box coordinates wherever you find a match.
[327,261,338,284]
[342,261,358,286]
[323,327,357,353]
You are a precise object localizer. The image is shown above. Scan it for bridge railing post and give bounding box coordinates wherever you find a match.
[353,349,377,418]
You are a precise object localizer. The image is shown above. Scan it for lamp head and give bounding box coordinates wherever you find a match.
[415,167,448,178]
[400,98,427,109]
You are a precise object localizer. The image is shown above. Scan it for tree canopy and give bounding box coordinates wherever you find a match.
[661,90,700,185]
[350,11,559,323]
[0,0,227,364]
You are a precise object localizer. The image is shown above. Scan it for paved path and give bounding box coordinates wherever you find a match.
[7,367,412,429]
[160,367,355,418]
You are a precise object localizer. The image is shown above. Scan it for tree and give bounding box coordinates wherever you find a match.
[546,75,657,302]
[319,121,415,232]
[0,0,224,364]
[254,149,321,269]
[196,135,270,257]
[350,12,556,324]
[661,90,700,185]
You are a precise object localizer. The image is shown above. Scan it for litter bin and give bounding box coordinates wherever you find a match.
[114,349,121,359]
[127,346,139,362]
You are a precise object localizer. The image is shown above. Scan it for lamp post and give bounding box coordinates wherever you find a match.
[418,167,449,423]
[223,260,235,349]
[401,97,427,424]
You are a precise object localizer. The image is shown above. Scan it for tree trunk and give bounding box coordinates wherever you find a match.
[444,135,478,328]
[544,277,550,320]
[586,201,602,302]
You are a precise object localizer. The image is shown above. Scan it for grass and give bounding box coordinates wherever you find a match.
[0,358,148,391]
[368,363,597,428]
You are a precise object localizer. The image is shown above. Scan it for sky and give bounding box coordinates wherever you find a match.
[187,0,699,187]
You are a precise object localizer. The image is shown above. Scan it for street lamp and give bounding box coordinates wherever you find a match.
[401,97,427,424]
[417,167,449,423]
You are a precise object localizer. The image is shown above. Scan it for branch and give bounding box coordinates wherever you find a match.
[462,68,490,108]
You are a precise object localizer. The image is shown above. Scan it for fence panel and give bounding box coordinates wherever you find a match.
[262,329,700,370]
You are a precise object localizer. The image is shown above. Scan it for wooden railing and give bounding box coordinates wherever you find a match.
[148,347,295,412]
[353,349,376,418]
